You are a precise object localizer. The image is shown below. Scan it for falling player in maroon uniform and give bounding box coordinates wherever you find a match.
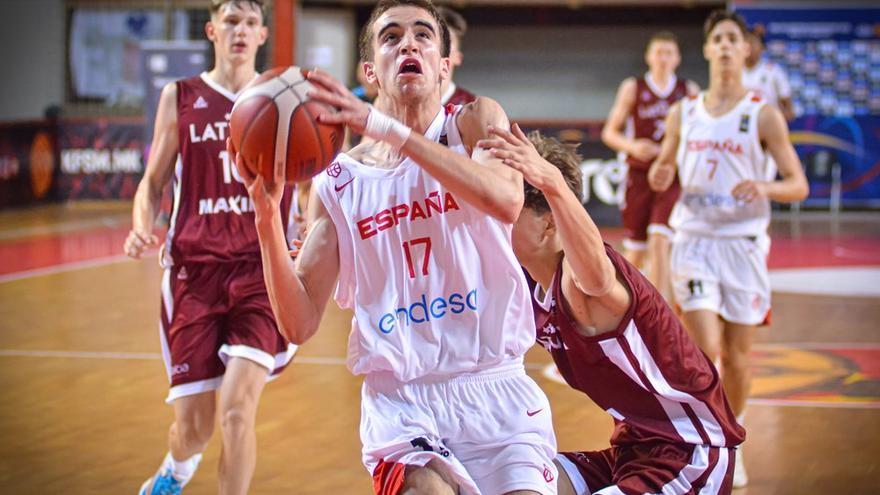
[124,2,296,494]
[602,31,698,302]
[478,126,744,494]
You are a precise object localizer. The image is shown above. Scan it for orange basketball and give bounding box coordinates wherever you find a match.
[230,66,343,184]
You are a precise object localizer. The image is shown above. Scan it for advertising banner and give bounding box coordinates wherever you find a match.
[0,121,58,209]
[58,118,145,200]
[735,6,880,208]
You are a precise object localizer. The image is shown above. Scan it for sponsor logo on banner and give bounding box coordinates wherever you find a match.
[61,149,143,175]
[0,156,20,180]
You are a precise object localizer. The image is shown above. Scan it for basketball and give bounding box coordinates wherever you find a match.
[229,66,343,184]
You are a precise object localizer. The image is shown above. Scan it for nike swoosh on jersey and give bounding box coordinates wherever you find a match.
[335,178,355,192]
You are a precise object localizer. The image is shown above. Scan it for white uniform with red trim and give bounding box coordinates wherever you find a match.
[313,107,557,494]
[670,92,773,325]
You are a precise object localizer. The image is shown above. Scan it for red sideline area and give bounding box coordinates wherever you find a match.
[1,223,878,278]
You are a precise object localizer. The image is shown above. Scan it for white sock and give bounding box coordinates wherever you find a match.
[165,452,202,481]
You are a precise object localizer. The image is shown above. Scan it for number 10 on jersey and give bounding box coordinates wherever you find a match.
[403,237,432,278]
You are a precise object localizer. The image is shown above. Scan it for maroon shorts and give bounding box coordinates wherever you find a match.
[159,260,296,402]
[620,168,681,248]
[558,443,735,495]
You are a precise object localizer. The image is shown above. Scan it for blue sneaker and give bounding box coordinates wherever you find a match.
[139,452,200,495]
[139,468,183,495]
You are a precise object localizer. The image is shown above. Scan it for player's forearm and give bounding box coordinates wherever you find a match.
[403,134,523,223]
[601,126,632,155]
[764,175,809,203]
[254,212,321,344]
[544,180,615,296]
[131,177,163,233]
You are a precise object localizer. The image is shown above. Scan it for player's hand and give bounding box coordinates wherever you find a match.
[123,229,158,259]
[732,180,767,203]
[630,138,661,162]
[477,123,564,194]
[306,68,370,135]
[288,238,304,259]
[648,161,675,192]
[227,138,284,217]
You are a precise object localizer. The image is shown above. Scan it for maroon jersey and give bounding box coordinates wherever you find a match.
[164,74,292,265]
[627,76,689,171]
[531,245,744,448]
[442,84,477,106]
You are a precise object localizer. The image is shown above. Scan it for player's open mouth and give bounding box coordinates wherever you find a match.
[398,58,423,75]
[233,41,247,51]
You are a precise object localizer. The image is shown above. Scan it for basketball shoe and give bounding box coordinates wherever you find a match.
[139,452,201,495]
[732,448,748,488]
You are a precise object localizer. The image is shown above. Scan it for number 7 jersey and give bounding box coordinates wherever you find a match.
[671,91,773,238]
[313,107,535,382]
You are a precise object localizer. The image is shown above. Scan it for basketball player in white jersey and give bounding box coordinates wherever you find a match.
[124,2,299,494]
[743,29,794,121]
[232,1,557,493]
[602,31,698,302]
[648,10,808,488]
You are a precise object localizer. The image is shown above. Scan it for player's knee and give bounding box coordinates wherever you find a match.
[220,403,256,436]
[175,414,214,447]
[721,349,750,374]
[401,465,456,495]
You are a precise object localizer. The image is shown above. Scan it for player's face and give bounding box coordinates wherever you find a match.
[703,20,749,73]
[206,2,267,65]
[645,40,681,75]
[511,207,553,261]
[365,6,450,101]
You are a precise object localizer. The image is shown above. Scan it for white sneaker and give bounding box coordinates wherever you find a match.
[732,448,748,488]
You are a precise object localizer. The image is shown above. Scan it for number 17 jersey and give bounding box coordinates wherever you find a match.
[313,107,535,382]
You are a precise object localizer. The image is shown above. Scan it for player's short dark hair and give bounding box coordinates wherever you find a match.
[210,0,266,16]
[359,0,450,63]
[746,26,766,46]
[523,131,583,214]
[647,30,678,49]
[438,6,467,38]
[703,10,747,42]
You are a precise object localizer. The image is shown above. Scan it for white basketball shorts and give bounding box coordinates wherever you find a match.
[671,233,771,326]
[361,359,558,495]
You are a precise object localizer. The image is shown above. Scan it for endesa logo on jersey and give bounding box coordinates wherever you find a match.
[377,288,478,334]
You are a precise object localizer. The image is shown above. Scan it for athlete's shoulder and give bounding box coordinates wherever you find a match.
[457,96,508,140]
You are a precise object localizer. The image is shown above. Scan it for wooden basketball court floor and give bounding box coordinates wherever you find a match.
[0,202,878,494]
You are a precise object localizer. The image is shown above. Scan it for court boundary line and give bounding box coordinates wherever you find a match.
[2,347,878,409]
[0,251,159,284]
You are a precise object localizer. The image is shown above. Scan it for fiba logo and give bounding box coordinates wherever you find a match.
[579,159,626,206]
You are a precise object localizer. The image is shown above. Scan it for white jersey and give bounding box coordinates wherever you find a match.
[742,60,791,109]
[671,91,773,238]
[313,107,534,382]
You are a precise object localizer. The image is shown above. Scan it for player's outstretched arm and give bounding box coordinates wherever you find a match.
[125,83,178,258]
[479,124,618,299]
[306,70,523,224]
[228,140,340,345]
[647,101,682,192]
[732,104,808,204]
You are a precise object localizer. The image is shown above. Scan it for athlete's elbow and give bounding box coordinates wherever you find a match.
[280,321,315,346]
[795,180,810,202]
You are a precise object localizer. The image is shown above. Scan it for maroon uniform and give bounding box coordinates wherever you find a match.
[159,74,296,402]
[442,83,476,106]
[621,76,688,248]
[532,245,744,494]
